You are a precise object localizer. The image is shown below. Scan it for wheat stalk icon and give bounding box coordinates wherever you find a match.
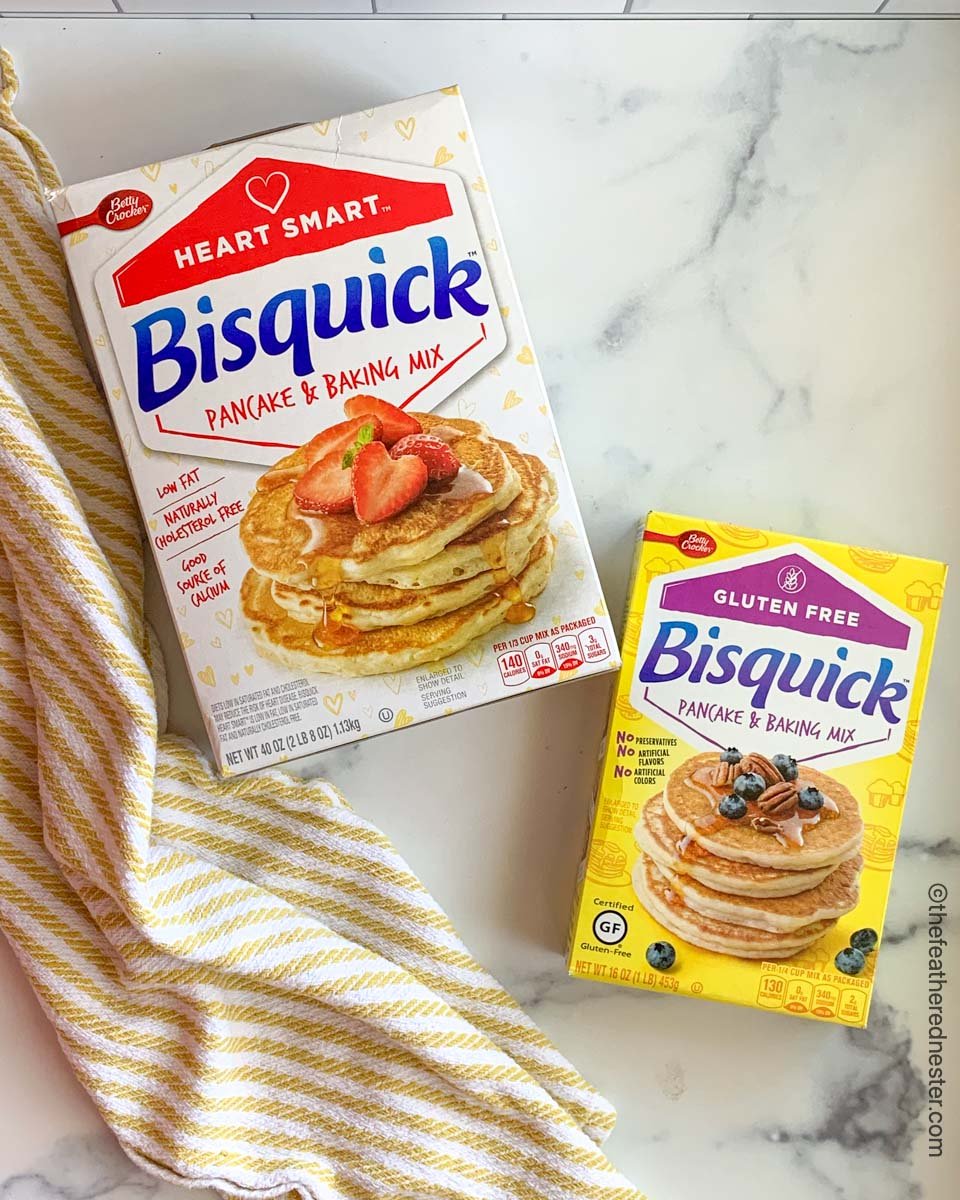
[782,566,802,592]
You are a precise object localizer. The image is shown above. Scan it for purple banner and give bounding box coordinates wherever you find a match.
[659,552,910,650]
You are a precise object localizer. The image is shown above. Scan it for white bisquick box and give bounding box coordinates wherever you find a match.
[52,86,619,775]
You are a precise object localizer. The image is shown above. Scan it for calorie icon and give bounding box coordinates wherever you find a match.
[497,650,529,687]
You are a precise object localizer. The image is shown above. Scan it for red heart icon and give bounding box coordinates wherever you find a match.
[244,171,290,215]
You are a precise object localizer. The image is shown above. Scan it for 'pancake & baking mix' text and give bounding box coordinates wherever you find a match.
[53,88,618,774]
[568,512,946,1026]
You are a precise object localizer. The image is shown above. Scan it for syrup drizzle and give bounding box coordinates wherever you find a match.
[425,467,493,501]
[775,811,813,849]
[311,595,361,650]
[480,523,511,570]
[310,558,343,591]
[495,576,536,625]
[257,464,302,493]
[428,424,467,444]
[298,514,332,556]
[282,494,344,588]
[676,833,695,857]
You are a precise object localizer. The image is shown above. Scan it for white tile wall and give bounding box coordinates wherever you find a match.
[882,0,960,9]
[376,1,625,12]
[627,0,879,8]
[628,0,879,8]
[114,0,370,10]
[1,1,117,11]
[1,1,958,19]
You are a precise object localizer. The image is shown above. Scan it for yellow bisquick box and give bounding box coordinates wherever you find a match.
[569,512,947,1026]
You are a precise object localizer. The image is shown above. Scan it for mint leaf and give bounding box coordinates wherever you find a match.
[342,421,377,470]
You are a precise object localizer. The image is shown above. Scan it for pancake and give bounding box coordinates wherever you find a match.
[586,839,629,885]
[240,414,521,588]
[242,534,555,676]
[664,751,863,871]
[655,855,861,933]
[270,519,550,631]
[632,855,835,959]
[363,444,558,589]
[635,792,849,898]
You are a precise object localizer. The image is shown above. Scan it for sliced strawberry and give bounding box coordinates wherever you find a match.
[343,395,422,447]
[351,442,428,524]
[304,415,383,468]
[390,433,461,483]
[293,450,354,514]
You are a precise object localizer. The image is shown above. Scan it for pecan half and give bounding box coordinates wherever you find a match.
[740,753,782,786]
[756,780,799,818]
[710,760,743,787]
[751,815,783,835]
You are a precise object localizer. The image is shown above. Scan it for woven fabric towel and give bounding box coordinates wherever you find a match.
[0,52,641,1200]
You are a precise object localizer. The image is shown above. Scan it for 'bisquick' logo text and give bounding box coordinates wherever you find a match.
[131,235,488,413]
[637,620,908,725]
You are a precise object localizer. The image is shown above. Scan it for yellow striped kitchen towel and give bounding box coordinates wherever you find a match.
[0,51,641,1200]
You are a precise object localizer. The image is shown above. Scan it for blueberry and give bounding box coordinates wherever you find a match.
[720,747,742,765]
[733,772,765,801]
[718,793,748,820]
[835,947,866,976]
[850,927,878,954]
[772,753,798,782]
[645,941,677,971]
[797,786,824,812]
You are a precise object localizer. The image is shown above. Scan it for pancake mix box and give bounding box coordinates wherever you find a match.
[52,87,619,774]
[569,512,946,1026]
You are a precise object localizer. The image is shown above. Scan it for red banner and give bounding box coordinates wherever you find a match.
[110,158,453,308]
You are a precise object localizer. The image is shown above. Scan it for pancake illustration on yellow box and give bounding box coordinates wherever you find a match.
[569,511,946,1027]
[631,748,863,957]
[240,399,560,676]
[663,751,863,873]
[635,792,855,899]
[633,856,838,959]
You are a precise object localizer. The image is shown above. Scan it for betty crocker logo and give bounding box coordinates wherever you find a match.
[678,529,716,559]
[57,188,154,236]
[645,526,717,559]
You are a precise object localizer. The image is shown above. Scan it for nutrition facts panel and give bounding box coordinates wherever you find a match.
[496,623,611,686]
[757,963,869,1024]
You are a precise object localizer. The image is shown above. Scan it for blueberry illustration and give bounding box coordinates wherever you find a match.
[733,772,765,801]
[835,947,866,976]
[720,747,742,765]
[797,786,824,812]
[718,793,748,820]
[645,941,676,971]
[772,753,799,781]
[850,927,878,954]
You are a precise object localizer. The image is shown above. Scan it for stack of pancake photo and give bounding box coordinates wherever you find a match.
[240,396,558,675]
[633,750,864,959]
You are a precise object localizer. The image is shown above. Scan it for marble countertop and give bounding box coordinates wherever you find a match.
[1,15,957,1200]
